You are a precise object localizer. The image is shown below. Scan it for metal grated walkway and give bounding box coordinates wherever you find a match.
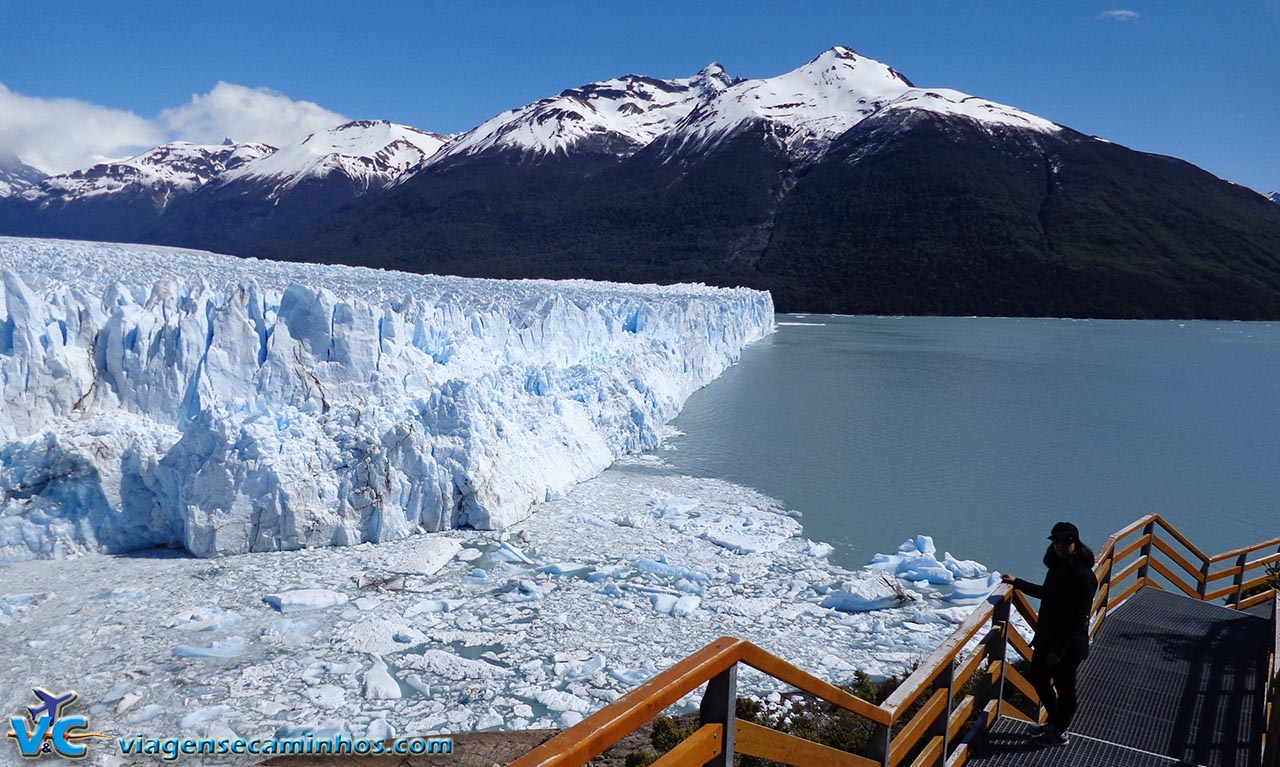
[972,587,1271,767]
[978,718,1197,766]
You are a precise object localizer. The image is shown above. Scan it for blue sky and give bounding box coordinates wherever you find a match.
[0,0,1276,194]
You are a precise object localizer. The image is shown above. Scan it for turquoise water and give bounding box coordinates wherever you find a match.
[656,316,1280,581]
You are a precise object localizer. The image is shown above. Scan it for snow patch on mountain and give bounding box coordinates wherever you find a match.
[665,46,1059,162]
[433,64,738,161]
[0,152,46,199]
[220,120,447,197]
[0,237,773,560]
[881,88,1059,133]
[19,142,274,207]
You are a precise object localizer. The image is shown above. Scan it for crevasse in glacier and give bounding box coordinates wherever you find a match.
[0,238,773,560]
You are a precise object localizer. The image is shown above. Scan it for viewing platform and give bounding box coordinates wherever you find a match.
[503,515,1279,767]
[972,587,1270,766]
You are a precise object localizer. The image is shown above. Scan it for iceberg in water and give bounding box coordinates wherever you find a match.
[0,237,773,560]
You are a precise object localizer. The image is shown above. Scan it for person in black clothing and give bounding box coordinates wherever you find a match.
[1000,521,1098,746]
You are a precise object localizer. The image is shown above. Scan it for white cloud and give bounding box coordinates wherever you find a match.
[159,82,348,148]
[0,83,166,174]
[1097,9,1141,22]
[0,82,350,176]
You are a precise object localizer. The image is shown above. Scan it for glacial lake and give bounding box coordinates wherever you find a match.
[648,315,1280,582]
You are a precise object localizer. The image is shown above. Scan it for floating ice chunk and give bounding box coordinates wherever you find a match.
[0,593,49,625]
[176,706,227,730]
[405,597,466,615]
[897,557,954,584]
[173,636,246,658]
[552,652,606,681]
[166,607,239,632]
[494,542,535,564]
[496,579,548,603]
[305,685,346,709]
[673,595,701,616]
[650,497,701,518]
[398,649,512,680]
[401,673,431,697]
[274,720,351,740]
[714,596,780,618]
[381,538,463,575]
[366,719,395,741]
[821,577,916,613]
[263,589,349,612]
[126,705,165,725]
[332,619,428,655]
[262,617,320,646]
[559,711,584,727]
[901,535,937,556]
[674,578,703,594]
[535,689,593,713]
[649,593,702,616]
[685,508,802,554]
[943,553,987,580]
[570,514,610,528]
[115,693,141,714]
[650,594,679,614]
[476,709,504,730]
[354,597,381,611]
[538,562,592,576]
[634,558,711,582]
[868,535,982,585]
[949,573,1002,605]
[457,548,483,562]
[805,541,835,558]
[364,658,403,700]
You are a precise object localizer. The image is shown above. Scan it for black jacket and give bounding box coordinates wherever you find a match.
[1014,560,1098,656]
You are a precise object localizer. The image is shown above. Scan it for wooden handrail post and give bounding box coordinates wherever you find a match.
[1198,561,1210,599]
[1098,541,1117,628]
[699,664,737,767]
[931,659,955,766]
[991,594,1011,719]
[867,723,892,767]
[1233,552,1248,608]
[1137,520,1155,585]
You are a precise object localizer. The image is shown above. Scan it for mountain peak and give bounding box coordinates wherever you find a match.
[0,152,47,198]
[219,120,446,196]
[808,45,860,64]
[432,66,737,162]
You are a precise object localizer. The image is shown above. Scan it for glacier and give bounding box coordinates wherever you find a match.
[0,237,773,560]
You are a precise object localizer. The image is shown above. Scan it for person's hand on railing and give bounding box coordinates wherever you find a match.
[1001,573,1017,586]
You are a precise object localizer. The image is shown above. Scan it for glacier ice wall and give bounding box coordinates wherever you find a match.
[0,238,773,560]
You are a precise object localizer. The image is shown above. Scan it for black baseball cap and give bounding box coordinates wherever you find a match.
[1048,521,1080,543]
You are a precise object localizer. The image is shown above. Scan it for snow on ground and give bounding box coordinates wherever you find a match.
[0,237,772,560]
[0,452,1000,767]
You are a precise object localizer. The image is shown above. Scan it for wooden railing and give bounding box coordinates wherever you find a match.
[1088,514,1280,639]
[508,515,1279,767]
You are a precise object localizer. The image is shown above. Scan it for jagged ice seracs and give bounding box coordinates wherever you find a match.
[0,237,773,561]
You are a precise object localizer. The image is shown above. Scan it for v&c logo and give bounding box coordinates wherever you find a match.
[6,688,109,760]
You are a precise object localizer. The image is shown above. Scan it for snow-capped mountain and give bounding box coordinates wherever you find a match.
[219,119,447,198]
[0,152,46,198]
[431,64,738,162]
[659,46,1058,162]
[3,46,1278,320]
[20,141,274,209]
